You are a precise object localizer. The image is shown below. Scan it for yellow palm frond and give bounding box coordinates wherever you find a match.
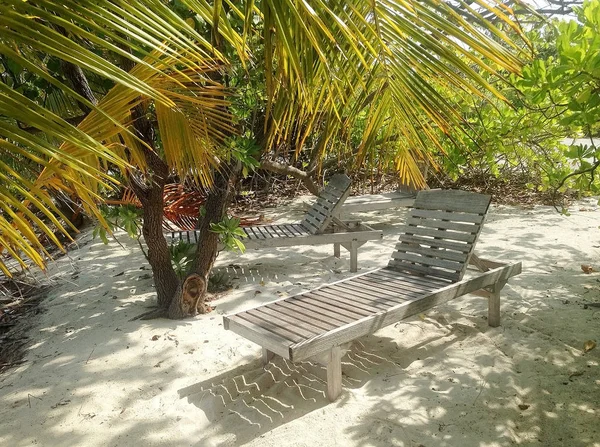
[0,1,230,275]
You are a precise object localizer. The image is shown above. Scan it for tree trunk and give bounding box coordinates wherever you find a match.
[56,25,97,113]
[172,10,240,316]
[60,61,97,113]
[167,274,208,318]
[53,52,96,231]
[56,31,183,319]
[173,166,239,316]
[130,172,179,309]
[117,51,181,315]
[126,106,180,310]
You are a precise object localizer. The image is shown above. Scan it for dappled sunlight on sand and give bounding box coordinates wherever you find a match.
[1,198,599,446]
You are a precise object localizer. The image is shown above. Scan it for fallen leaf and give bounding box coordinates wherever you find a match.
[581,264,594,274]
[583,340,596,353]
[518,404,530,411]
[418,313,426,321]
[569,371,584,380]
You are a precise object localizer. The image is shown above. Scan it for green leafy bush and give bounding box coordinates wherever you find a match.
[210,215,247,253]
[168,240,196,279]
[93,205,143,244]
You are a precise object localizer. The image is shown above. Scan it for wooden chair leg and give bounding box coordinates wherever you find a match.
[262,347,275,365]
[326,346,342,401]
[488,281,506,327]
[334,243,341,258]
[349,241,358,273]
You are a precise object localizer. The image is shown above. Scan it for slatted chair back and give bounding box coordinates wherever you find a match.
[387,189,491,282]
[301,174,352,235]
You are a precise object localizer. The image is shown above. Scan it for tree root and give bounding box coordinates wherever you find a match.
[129,307,168,321]
[129,274,211,321]
[167,274,208,318]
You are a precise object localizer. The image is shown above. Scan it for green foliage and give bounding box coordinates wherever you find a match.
[93,205,143,244]
[0,0,532,274]
[436,0,600,198]
[228,135,261,178]
[168,240,196,279]
[516,0,600,194]
[516,4,600,133]
[209,215,247,253]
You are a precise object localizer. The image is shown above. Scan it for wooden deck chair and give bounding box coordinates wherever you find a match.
[223,190,522,401]
[168,174,383,272]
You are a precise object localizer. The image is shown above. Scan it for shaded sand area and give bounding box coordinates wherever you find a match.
[0,197,599,446]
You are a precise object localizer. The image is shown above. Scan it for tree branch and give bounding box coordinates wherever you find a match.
[552,159,600,212]
[260,160,320,195]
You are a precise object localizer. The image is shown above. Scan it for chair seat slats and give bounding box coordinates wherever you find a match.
[238,312,305,343]
[397,234,470,254]
[276,300,353,326]
[350,276,434,298]
[323,285,408,309]
[289,294,369,320]
[301,174,351,234]
[413,190,490,214]
[387,259,462,281]
[308,288,384,314]
[325,282,410,305]
[224,189,523,401]
[271,302,340,331]
[374,268,451,288]
[251,307,323,337]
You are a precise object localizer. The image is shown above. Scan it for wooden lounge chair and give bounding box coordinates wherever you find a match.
[223,189,522,401]
[168,174,383,272]
[337,190,417,217]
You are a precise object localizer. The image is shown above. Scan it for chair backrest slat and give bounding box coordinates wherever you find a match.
[387,189,491,282]
[301,174,352,234]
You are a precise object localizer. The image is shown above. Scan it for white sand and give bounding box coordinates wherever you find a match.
[1,197,599,447]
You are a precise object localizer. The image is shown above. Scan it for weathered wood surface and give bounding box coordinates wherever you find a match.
[301,173,352,235]
[243,226,381,250]
[326,346,343,401]
[387,190,491,282]
[413,189,491,214]
[338,191,417,215]
[168,225,381,248]
[224,262,522,363]
[166,174,381,271]
[168,174,351,243]
[223,189,523,401]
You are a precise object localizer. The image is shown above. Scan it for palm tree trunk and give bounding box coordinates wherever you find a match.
[171,13,241,317]
[127,107,180,310]
[168,166,239,317]
[190,168,235,275]
[129,172,179,309]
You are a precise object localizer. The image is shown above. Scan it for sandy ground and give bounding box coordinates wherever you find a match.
[0,196,599,447]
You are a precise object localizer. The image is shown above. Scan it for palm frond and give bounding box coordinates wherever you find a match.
[0,1,229,274]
